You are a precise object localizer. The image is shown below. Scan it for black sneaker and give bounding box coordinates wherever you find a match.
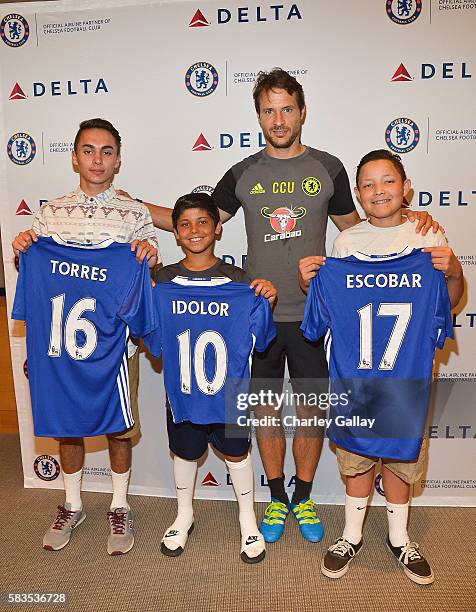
[386,536,434,585]
[321,537,363,579]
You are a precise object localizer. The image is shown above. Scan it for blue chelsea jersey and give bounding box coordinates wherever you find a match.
[301,249,453,461]
[144,277,276,425]
[12,236,156,437]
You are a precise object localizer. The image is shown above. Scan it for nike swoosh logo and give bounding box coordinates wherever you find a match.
[387,509,394,513]
[246,536,259,545]
[165,531,178,537]
[241,491,252,496]
[357,506,366,510]
[176,487,187,490]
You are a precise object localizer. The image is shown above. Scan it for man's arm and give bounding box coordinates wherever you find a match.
[144,203,173,232]
[423,246,464,309]
[329,210,362,232]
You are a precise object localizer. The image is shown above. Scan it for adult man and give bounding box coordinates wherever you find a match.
[141,69,436,544]
[12,118,158,555]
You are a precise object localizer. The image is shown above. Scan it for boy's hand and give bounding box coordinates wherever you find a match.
[130,239,158,269]
[298,256,326,293]
[249,278,277,305]
[405,210,443,235]
[422,246,463,279]
[12,229,38,255]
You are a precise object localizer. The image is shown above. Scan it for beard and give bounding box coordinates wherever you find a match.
[263,126,301,150]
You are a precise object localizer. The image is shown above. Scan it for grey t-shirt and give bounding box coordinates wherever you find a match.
[213,146,355,322]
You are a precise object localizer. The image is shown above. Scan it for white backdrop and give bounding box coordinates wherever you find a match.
[1,0,475,506]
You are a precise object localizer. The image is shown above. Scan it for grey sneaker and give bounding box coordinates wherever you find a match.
[43,503,86,551]
[107,508,134,555]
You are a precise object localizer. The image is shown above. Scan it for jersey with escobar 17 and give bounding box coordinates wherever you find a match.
[12,236,156,437]
[143,275,276,425]
[301,249,453,461]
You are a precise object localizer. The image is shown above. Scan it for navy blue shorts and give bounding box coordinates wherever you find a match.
[166,409,250,460]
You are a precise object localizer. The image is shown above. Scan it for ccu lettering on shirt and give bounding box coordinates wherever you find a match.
[50,259,108,282]
[172,300,230,317]
[346,273,422,289]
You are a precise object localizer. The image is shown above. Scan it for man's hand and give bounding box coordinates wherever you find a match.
[298,256,326,293]
[130,239,158,269]
[12,229,38,255]
[116,189,132,198]
[422,246,462,278]
[405,210,443,235]
[249,278,277,306]
[423,246,464,308]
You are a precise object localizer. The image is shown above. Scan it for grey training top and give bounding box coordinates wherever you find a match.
[212,147,355,322]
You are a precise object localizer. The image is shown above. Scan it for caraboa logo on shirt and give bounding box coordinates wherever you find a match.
[261,206,306,243]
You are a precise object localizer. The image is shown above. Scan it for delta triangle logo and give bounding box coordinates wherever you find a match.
[192,133,212,151]
[189,9,210,27]
[391,63,413,82]
[201,471,220,486]
[16,199,33,215]
[9,82,27,100]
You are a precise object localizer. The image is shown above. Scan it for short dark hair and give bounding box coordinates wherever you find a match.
[356,149,407,184]
[73,118,121,153]
[172,192,220,230]
[253,68,305,113]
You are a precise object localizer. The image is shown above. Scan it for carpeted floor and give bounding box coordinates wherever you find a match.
[1,433,475,612]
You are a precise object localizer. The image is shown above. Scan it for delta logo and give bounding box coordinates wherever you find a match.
[192,131,267,151]
[8,78,108,99]
[391,63,413,82]
[192,133,212,151]
[16,199,33,215]
[391,62,472,82]
[189,9,210,27]
[201,471,220,486]
[188,4,302,27]
[9,82,27,100]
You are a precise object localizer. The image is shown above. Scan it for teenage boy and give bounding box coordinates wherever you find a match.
[12,118,159,555]
[146,193,276,563]
[299,149,463,584]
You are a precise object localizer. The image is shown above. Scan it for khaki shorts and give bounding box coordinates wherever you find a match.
[112,348,140,440]
[335,437,428,485]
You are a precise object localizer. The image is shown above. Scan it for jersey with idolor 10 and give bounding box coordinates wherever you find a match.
[12,236,156,437]
[301,249,453,461]
[143,272,276,425]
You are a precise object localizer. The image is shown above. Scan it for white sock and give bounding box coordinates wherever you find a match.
[342,494,368,545]
[63,468,83,511]
[162,456,197,552]
[386,500,410,547]
[226,455,265,560]
[110,469,130,510]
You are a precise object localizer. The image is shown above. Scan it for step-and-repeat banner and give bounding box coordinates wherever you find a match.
[1,0,475,505]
